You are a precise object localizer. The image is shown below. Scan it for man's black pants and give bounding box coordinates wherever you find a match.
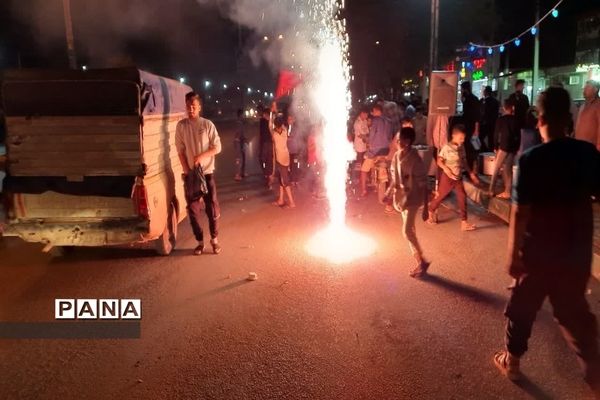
[259,142,274,177]
[505,269,600,387]
[186,174,220,243]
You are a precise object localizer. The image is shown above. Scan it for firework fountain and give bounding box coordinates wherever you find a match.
[200,0,376,263]
[304,0,376,264]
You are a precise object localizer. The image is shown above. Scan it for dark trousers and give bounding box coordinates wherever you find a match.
[479,124,493,152]
[289,153,300,183]
[234,140,246,177]
[186,174,220,243]
[505,270,600,387]
[464,134,478,172]
[429,172,467,220]
[259,142,274,177]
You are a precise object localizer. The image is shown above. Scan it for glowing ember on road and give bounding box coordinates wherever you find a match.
[306,1,376,263]
[306,224,377,264]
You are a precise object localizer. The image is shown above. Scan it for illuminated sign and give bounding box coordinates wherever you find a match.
[576,64,600,73]
[472,70,485,80]
[473,58,486,69]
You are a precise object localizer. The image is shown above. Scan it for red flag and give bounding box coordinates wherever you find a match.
[275,70,301,99]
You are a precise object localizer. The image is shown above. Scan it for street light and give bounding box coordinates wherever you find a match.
[179,77,186,84]
[204,80,211,89]
[82,65,87,71]
[223,84,228,89]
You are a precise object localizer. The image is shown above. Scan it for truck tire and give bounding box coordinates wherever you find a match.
[155,204,178,256]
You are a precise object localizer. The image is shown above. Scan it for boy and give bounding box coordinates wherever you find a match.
[388,127,431,278]
[270,103,296,208]
[427,124,480,231]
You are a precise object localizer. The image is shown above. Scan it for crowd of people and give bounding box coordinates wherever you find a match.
[176,81,600,394]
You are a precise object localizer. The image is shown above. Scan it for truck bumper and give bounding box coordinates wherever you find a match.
[2,218,150,247]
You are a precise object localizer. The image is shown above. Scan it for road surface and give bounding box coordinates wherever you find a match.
[0,120,598,399]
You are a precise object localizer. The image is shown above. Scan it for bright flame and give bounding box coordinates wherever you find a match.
[306,224,377,265]
[307,1,376,263]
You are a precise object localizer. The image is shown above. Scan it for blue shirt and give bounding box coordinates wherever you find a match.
[367,116,392,157]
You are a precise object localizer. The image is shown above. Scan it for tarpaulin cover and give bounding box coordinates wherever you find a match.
[1,68,192,117]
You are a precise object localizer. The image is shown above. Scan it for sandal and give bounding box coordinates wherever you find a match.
[272,201,285,207]
[461,221,476,231]
[493,350,521,381]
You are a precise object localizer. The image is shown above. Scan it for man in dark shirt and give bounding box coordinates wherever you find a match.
[480,86,499,152]
[489,99,519,198]
[494,87,600,393]
[460,81,481,170]
[259,108,274,188]
[508,79,531,132]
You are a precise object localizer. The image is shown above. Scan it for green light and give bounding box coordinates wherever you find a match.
[551,9,558,18]
[472,70,485,80]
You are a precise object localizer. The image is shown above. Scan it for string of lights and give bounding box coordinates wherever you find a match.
[467,0,564,55]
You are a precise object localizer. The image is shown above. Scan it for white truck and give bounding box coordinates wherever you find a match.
[1,68,190,255]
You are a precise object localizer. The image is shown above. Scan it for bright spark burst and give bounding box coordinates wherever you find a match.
[306,0,376,264]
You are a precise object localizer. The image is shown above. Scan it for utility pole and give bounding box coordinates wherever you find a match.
[62,0,77,69]
[532,0,540,102]
[429,0,440,72]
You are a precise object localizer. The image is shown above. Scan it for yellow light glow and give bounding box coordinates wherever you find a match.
[306,224,377,264]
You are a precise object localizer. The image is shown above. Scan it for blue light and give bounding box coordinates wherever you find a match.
[500,45,505,53]
[469,45,476,52]
[531,27,537,35]
[488,47,493,55]
[551,9,558,18]
[515,38,521,47]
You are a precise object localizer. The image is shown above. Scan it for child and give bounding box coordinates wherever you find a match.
[270,104,296,208]
[388,127,431,278]
[489,99,520,199]
[428,124,480,231]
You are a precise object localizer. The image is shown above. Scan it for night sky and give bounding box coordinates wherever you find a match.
[0,0,597,95]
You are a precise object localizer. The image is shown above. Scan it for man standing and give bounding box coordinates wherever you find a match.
[353,108,369,164]
[413,106,428,146]
[176,92,222,255]
[360,104,392,197]
[460,81,481,171]
[508,79,530,132]
[575,80,600,151]
[234,109,247,181]
[494,87,600,392]
[479,86,499,152]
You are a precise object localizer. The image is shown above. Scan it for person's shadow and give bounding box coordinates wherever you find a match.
[514,375,554,400]
[421,274,506,310]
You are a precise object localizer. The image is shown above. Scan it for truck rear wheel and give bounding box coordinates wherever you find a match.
[155,204,178,256]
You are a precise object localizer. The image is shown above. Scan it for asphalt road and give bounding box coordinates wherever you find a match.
[1,120,599,400]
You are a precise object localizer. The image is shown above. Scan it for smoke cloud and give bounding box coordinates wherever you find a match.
[197,0,345,124]
[8,0,237,79]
